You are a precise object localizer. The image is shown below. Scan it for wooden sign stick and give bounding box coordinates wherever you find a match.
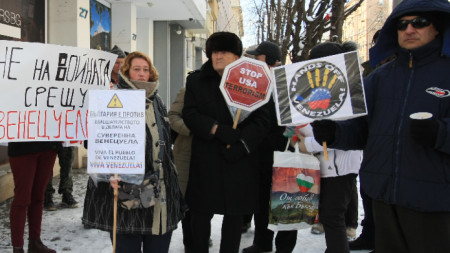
[323,141,329,161]
[113,173,118,253]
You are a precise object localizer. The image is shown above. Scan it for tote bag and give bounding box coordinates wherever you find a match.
[268,146,320,231]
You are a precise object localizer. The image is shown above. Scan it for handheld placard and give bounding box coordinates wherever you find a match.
[219,57,273,150]
[272,51,368,161]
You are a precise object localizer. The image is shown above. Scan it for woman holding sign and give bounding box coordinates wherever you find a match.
[82,51,184,253]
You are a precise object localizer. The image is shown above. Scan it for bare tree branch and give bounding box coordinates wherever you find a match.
[247,0,364,63]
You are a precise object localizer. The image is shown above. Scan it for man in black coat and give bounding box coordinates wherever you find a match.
[183,32,272,253]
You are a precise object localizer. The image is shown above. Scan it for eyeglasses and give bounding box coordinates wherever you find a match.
[397,17,431,31]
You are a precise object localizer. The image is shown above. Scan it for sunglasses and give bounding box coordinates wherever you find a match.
[397,17,432,31]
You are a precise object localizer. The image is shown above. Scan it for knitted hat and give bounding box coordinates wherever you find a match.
[205,32,243,59]
[110,45,126,58]
[309,41,358,59]
[341,41,359,52]
[246,41,282,65]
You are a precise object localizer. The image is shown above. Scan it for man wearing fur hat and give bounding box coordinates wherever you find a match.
[312,0,450,252]
[183,32,272,252]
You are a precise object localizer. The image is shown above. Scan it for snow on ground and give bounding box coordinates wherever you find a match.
[0,169,372,253]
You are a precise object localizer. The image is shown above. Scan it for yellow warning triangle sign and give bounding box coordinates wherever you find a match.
[107,94,123,108]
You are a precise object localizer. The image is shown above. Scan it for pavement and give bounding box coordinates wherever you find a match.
[0,168,372,253]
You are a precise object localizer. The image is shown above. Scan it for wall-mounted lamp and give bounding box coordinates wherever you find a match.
[175,25,182,35]
[132,33,137,40]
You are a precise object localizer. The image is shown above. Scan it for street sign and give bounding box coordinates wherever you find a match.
[219,57,273,111]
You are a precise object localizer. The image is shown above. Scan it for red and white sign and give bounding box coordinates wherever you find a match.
[219,57,273,111]
[0,41,116,142]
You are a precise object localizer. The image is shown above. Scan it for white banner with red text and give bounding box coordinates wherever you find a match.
[0,40,116,142]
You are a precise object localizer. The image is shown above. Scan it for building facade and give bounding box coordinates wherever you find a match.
[343,0,393,62]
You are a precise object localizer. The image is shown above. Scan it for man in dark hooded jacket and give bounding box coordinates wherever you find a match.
[183,32,271,253]
[312,0,450,252]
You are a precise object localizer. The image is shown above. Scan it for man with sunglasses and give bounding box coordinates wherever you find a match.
[311,0,450,252]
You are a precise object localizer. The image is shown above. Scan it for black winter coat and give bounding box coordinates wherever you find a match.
[183,60,272,215]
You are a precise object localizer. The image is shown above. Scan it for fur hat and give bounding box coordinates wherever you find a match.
[246,41,282,65]
[110,45,126,58]
[205,32,243,59]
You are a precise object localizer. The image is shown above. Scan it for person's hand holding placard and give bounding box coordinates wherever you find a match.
[311,120,337,159]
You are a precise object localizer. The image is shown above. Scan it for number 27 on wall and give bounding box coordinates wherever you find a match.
[79,7,88,19]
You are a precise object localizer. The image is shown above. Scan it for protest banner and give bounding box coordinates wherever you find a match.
[273,51,366,126]
[87,90,146,175]
[219,57,273,138]
[0,40,116,142]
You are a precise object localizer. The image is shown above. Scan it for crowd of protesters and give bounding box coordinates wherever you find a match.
[5,0,450,252]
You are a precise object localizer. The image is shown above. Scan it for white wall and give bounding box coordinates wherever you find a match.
[48,0,89,48]
[111,2,136,53]
[137,18,154,60]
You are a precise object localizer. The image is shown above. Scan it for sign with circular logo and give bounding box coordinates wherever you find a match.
[220,57,273,111]
[289,61,347,119]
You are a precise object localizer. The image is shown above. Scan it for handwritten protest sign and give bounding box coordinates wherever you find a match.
[273,51,366,126]
[0,41,116,142]
[87,90,145,175]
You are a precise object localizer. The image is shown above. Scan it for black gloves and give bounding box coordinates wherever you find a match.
[215,125,241,144]
[311,120,337,145]
[222,141,248,162]
[410,118,439,147]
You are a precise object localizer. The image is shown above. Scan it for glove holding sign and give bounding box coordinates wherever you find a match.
[311,120,337,145]
[215,125,241,145]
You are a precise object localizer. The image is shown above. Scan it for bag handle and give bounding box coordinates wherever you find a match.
[284,139,301,154]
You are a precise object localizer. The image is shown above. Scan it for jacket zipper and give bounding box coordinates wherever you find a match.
[393,52,414,202]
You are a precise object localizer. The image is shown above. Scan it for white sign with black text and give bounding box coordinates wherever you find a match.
[87,90,146,175]
[273,51,367,126]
